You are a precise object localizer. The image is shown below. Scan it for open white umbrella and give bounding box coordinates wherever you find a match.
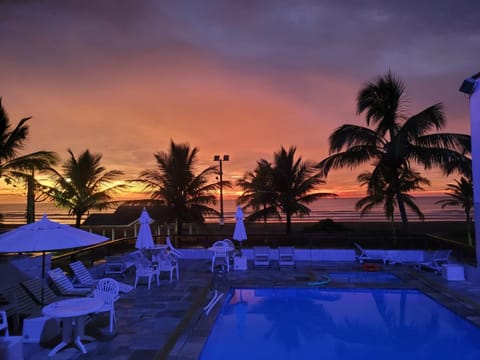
[233,206,247,254]
[135,208,154,250]
[0,214,109,305]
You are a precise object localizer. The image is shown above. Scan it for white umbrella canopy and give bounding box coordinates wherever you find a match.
[233,206,247,251]
[135,208,154,250]
[0,214,109,305]
[0,214,108,252]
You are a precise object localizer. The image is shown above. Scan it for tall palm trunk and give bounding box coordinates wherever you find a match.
[395,191,409,229]
[26,172,35,223]
[286,211,292,235]
[75,214,82,228]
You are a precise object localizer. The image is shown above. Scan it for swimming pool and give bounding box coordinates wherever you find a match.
[200,288,480,360]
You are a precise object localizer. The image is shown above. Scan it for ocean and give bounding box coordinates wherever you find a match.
[0,196,466,225]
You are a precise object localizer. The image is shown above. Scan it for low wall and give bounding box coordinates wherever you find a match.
[178,248,424,262]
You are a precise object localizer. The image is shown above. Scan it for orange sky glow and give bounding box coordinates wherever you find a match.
[0,1,476,206]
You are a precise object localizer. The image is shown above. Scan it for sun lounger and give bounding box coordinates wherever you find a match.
[254,246,271,268]
[354,242,387,264]
[278,247,295,268]
[20,278,65,305]
[414,249,452,274]
[69,260,99,287]
[104,256,128,277]
[47,268,92,296]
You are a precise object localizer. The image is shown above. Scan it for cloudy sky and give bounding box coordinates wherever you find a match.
[1,0,478,202]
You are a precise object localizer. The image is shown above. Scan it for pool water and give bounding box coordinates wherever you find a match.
[200,288,480,360]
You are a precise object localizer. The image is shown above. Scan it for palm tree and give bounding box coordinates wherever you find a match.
[42,149,124,227]
[0,98,58,223]
[272,146,335,234]
[138,140,220,235]
[356,167,430,236]
[237,159,280,225]
[436,176,473,245]
[318,71,470,229]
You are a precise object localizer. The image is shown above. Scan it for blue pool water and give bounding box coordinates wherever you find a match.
[200,288,480,360]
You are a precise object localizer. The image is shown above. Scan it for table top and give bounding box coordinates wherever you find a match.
[42,297,103,318]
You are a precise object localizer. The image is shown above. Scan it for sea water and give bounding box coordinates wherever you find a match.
[0,196,466,225]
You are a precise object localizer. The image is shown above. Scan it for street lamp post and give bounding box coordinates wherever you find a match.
[214,154,229,225]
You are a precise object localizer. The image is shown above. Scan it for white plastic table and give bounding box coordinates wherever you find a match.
[42,297,103,356]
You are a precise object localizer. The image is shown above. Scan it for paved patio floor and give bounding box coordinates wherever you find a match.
[20,258,480,359]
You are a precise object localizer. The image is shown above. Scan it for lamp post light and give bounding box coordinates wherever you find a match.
[214,154,229,225]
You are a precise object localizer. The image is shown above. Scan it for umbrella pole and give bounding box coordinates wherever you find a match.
[41,251,45,307]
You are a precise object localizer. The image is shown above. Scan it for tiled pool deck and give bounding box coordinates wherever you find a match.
[22,259,480,360]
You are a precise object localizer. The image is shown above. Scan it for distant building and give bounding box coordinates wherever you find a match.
[83,205,171,239]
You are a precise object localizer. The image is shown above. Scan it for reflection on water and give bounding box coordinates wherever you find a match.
[201,288,480,360]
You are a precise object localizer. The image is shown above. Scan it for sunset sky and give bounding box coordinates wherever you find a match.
[1,1,478,204]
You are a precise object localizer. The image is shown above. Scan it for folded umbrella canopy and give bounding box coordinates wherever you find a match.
[0,214,109,305]
[135,208,154,250]
[233,206,247,253]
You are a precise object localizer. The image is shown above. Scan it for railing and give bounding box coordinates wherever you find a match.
[51,230,476,270]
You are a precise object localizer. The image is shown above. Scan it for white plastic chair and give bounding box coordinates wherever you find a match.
[134,262,159,289]
[223,239,236,263]
[153,252,179,283]
[93,278,119,333]
[209,241,229,272]
[0,310,8,336]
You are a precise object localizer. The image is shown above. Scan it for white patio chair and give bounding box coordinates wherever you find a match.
[209,240,229,272]
[223,238,236,264]
[278,246,296,268]
[0,310,8,336]
[93,278,119,333]
[254,246,271,268]
[134,262,159,289]
[153,252,179,283]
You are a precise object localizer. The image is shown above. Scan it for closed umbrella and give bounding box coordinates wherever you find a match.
[0,214,108,305]
[233,206,247,254]
[135,208,154,250]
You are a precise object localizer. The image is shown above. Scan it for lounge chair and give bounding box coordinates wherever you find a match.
[254,246,271,268]
[69,260,99,287]
[414,249,452,274]
[47,268,92,296]
[0,310,8,336]
[20,278,64,305]
[278,247,295,268]
[104,256,128,277]
[166,236,183,258]
[354,242,387,264]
